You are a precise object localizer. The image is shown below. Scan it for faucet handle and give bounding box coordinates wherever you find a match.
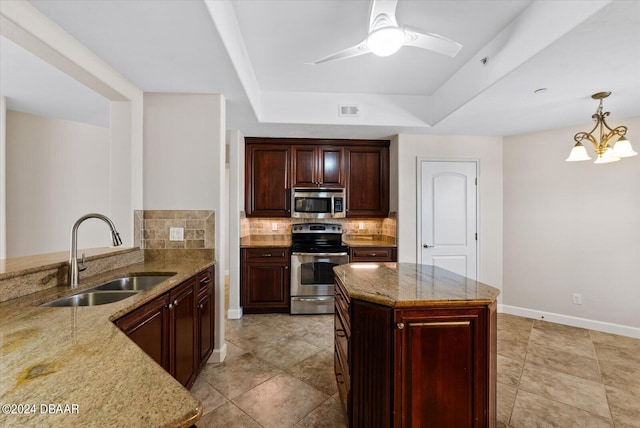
[78,253,87,272]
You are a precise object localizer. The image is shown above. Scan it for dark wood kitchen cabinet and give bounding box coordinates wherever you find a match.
[115,266,215,389]
[241,247,290,313]
[345,145,389,218]
[334,264,498,427]
[245,142,290,217]
[292,145,344,187]
[349,246,397,262]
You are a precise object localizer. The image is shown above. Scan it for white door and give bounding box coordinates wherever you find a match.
[418,160,477,279]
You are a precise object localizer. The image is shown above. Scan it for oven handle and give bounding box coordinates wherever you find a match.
[296,298,334,302]
[292,252,348,257]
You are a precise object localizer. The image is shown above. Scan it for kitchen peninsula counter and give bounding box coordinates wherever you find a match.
[333,263,500,427]
[0,256,214,428]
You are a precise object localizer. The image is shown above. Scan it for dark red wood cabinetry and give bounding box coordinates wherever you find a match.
[245,143,290,217]
[245,138,389,218]
[349,246,397,262]
[335,276,497,427]
[241,247,290,313]
[115,266,215,389]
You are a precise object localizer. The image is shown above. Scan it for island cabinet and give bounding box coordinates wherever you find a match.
[245,143,290,217]
[241,247,290,313]
[292,145,344,187]
[333,263,499,427]
[115,266,215,389]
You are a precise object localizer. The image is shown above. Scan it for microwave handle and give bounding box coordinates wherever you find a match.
[331,195,335,217]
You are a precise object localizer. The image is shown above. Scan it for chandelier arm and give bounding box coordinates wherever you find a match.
[573,131,599,151]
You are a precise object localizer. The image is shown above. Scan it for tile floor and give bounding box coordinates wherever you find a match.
[191,313,640,427]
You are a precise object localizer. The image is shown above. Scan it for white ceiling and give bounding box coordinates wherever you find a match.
[2,0,639,139]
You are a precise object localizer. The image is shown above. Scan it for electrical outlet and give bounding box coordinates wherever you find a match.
[572,293,582,305]
[271,222,278,231]
[358,221,364,230]
[169,227,184,241]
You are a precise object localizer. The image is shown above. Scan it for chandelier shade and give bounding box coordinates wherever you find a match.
[567,92,636,164]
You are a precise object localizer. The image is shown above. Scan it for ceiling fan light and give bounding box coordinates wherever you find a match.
[367,27,405,57]
[593,147,620,164]
[565,142,591,162]
[612,136,638,158]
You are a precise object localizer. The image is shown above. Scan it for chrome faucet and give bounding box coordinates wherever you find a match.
[68,213,122,287]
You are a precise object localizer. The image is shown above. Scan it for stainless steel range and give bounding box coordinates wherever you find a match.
[290,223,349,314]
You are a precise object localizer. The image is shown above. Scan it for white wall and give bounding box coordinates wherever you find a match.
[0,97,6,258]
[396,134,504,293]
[143,92,227,362]
[503,116,640,332]
[6,111,111,257]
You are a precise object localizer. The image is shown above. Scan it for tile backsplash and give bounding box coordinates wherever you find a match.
[240,213,397,238]
[135,210,215,250]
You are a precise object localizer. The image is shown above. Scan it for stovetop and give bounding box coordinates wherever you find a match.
[291,223,347,253]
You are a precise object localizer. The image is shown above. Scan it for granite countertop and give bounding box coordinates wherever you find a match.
[0,257,214,427]
[240,236,291,248]
[334,262,500,308]
[342,235,396,247]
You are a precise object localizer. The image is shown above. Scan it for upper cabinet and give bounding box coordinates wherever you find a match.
[245,142,291,217]
[345,145,389,218]
[245,138,389,218]
[292,145,344,188]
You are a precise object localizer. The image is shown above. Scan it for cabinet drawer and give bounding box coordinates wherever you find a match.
[334,282,350,331]
[349,246,397,262]
[197,266,214,295]
[243,247,289,262]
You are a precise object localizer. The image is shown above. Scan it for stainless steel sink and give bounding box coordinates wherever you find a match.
[91,274,175,291]
[42,291,139,307]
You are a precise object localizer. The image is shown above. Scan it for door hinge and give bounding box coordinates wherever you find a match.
[475,177,477,185]
[475,232,478,240]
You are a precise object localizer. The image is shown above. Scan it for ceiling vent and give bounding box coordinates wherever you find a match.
[338,105,359,117]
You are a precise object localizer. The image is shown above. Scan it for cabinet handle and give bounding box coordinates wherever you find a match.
[262,254,272,257]
[284,266,288,270]
[396,322,405,330]
[173,299,178,307]
[167,303,173,309]
[200,277,211,284]
[367,253,377,257]
[335,329,346,338]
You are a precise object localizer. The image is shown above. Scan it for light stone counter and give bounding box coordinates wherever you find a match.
[240,235,291,248]
[0,257,214,427]
[341,235,396,247]
[333,263,499,308]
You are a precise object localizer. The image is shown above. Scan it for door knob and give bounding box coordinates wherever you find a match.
[423,244,434,248]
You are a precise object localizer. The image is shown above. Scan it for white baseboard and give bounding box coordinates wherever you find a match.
[227,307,243,319]
[499,304,640,339]
[209,343,227,363]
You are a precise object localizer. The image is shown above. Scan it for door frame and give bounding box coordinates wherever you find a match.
[416,158,480,280]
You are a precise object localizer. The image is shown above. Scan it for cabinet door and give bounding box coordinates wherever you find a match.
[169,278,197,388]
[395,307,489,428]
[319,146,344,187]
[350,247,397,262]
[241,248,290,313]
[245,144,290,217]
[345,146,389,217]
[291,146,317,187]
[116,293,170,371]
[197,287,214,370]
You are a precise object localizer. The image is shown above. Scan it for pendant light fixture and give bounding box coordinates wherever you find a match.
[566,92,636,163]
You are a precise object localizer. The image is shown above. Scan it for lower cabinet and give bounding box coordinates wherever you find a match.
[349,246,397,262]
[241,247,290,313]
[334,278,497,427]
[115,266,215,389]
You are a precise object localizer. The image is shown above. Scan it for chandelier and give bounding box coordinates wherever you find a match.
[566,92,636,164]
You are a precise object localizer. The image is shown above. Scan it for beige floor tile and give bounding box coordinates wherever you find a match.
[528,321,595,359]
[287,348,338,396]
[598,356,640,396]
[498,337,529,362]
[233,373,329,428]
[197,402,261,428]
[591,330,640,353]
[225,320,291,352]
[606,385,640,428]
[510,389,613,428]
[519,361,610,417]
[199,352,282,399]
[498,313,533,342]
[190,376,228,415]
[252,333,323,370]
[498,354,523,387]
[293,395,347,428]
[497,381,517,427]
[524,342,601,382]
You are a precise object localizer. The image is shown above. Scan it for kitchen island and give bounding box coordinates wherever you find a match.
[333,262,500,427]
[0,252,213,428]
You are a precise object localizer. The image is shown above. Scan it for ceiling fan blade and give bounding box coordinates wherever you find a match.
[369,0,399,32]
[403,29,462,58]
[307,39,370,65]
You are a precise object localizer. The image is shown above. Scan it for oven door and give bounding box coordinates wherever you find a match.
[290,252,349,297]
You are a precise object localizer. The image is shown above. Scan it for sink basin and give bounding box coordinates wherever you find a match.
[42,291,139,307]
[92,274,175,291]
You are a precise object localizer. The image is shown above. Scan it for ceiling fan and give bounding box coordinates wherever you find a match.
[308,0,462,65]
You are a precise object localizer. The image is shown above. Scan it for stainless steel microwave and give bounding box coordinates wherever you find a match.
[291,188,346,219]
